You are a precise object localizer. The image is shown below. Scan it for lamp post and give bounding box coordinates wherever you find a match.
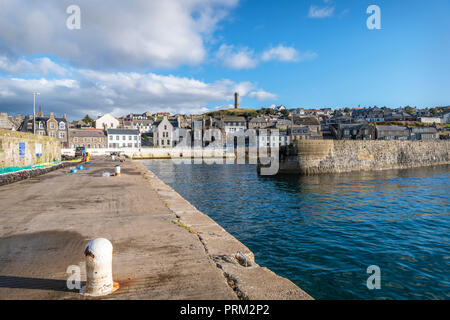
[32,92,40,134]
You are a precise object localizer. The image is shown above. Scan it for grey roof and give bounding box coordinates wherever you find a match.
[249,117,268,123]
[223,116,246,122]
[69,129,106,137]
[108,129,140,135]
[153,119,179,128]
[376,126,407,131]
[411,127,438,133]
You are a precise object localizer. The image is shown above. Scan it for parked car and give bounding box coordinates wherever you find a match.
[75,146,85,157]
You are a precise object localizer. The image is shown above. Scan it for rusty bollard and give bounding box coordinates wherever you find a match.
[82,238,119,296]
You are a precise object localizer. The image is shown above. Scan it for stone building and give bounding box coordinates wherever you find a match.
[19,110,69,148]
[68,129,107,149]
[375,125,409,140]
[410,127,439,140]
[0,113,21,130]
[330,123,375,140]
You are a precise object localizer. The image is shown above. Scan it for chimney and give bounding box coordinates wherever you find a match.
[234,92,239,109]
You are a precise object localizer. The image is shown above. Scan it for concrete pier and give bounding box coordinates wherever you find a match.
[0,158,312,300]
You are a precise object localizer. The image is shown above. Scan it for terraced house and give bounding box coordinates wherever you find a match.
[69,129,107,149]
[19,110,69,147]
[375,125,409,140]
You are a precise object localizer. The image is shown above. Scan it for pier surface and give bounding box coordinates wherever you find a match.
[0,158,312,300]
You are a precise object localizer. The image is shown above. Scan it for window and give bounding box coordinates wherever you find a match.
[50,122,56,129]
[109,135,113,140]
[164,125,167,130]
[59,122,65,130]
[111,123,114,128]
[74,137,78,142]
[167,140,171,145]
[49,132,56,137]
[116,136,119,140]
[365,130,369,135]
[59,132,65,139]
[39,122,44,129]
[129,136,132,140]
[134,136,137,140]
[122,136,126,140]
[344,130,349,135]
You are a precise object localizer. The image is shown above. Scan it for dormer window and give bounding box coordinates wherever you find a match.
[59,122,65,130]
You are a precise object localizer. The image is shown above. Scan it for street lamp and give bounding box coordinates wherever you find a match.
[32,92,40,134]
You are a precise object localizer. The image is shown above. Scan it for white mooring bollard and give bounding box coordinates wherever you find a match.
[82,238,119,296]
[114,165,121,176]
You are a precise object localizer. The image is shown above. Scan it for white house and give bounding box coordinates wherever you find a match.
[152,116,180,148]
[95,113,120,130]
[107,129,141,149]
[419,117,441,124]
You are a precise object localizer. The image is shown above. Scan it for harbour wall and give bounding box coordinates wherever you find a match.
[278,140,450,175]
[0,129,61,168]
[61,147,234,159]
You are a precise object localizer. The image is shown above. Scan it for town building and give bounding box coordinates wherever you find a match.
[152,116,180,148]
[19,110,69,147]
[375,125,409,140]
[330,123,375,140]
[419,117,441,124]
[248,117,270,129]
[0,113,21,130]
[107,129,141,149]
[95,113,120,130]
[291,116,322,140]
[410,127,440,140]
[69,129,107,149]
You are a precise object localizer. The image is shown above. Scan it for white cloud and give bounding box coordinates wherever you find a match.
[0,55,67,76]
[261,45,300,62]
[0,0,239,70]
[308,5,335,18]
[248,90,277,101]
[216,44,258,69]
[0,57,273,118]
[217,44,316,69]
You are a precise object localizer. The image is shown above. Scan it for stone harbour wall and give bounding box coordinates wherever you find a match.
[278,140,450,175]
[0,129,61,168]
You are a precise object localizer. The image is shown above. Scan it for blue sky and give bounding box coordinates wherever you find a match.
[0,0,449,119]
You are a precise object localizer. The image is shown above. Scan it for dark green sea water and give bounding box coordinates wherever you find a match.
[143,160,450,300]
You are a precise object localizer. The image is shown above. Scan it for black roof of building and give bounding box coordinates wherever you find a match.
[108,129,140,135]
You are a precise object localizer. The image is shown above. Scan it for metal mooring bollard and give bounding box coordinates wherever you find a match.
[114,165,121,176]
[82,238,119,296]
